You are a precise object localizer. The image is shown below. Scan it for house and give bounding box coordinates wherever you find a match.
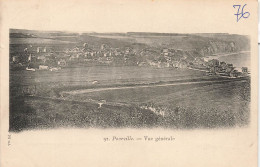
[101,44,109,50]
[69,54,80,61]
[230,70,241,77]
[138,62,148,66]
[83,43,88,48]
[227,63,233,67]
[172,61,179,68]
[37,47,46,53]
[203,57,210,62]
[194,57,205,66]
[57,59,67,66]
[162,48,168,53]
[234,67,243,72]
[162,49,169,56]
[242,67,248,73]
[125,47,133,54]
[164,56,172,62]
[71,47,80,52]
[177,60,188,68]
[39,65,49,70]
[161,62,170,68]
[219,61,227,68]
[43,47,47,53]
[208,59,219,67]
[210,66,218,73]
[37,55,46,63]
[225,66,234,73]
[149,61,160,67]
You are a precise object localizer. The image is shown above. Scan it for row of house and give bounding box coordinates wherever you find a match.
[11,42,250,78]
[206,59,249,77]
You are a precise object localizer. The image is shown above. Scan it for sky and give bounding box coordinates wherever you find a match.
[2,0,258,35]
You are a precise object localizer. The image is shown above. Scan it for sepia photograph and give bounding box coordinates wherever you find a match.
[1,0,258,166]
[9,29,251,131]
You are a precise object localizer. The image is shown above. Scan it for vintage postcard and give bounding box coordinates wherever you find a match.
[0,0,258,167]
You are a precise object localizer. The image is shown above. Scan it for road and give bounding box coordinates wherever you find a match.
[61,77,248,95]
[209,51,250,60]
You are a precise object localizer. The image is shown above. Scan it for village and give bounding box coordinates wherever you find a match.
[10,42,249,78]
[9,30,252,132]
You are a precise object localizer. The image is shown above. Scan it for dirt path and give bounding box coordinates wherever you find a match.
[210,51,250,59]
[61,78,248,95]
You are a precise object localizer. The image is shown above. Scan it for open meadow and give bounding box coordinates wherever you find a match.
[9,66,250,131]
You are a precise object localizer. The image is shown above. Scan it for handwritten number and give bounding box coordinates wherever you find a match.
[233,4,250,22]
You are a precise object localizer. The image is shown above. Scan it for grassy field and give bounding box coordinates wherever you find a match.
[10,66,213,98]
[9,67,250,131]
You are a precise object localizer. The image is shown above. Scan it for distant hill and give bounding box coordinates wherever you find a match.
[9,29,250,54]
[10,33,37,38]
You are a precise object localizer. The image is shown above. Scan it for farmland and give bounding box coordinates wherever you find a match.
[9,66,250,131]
